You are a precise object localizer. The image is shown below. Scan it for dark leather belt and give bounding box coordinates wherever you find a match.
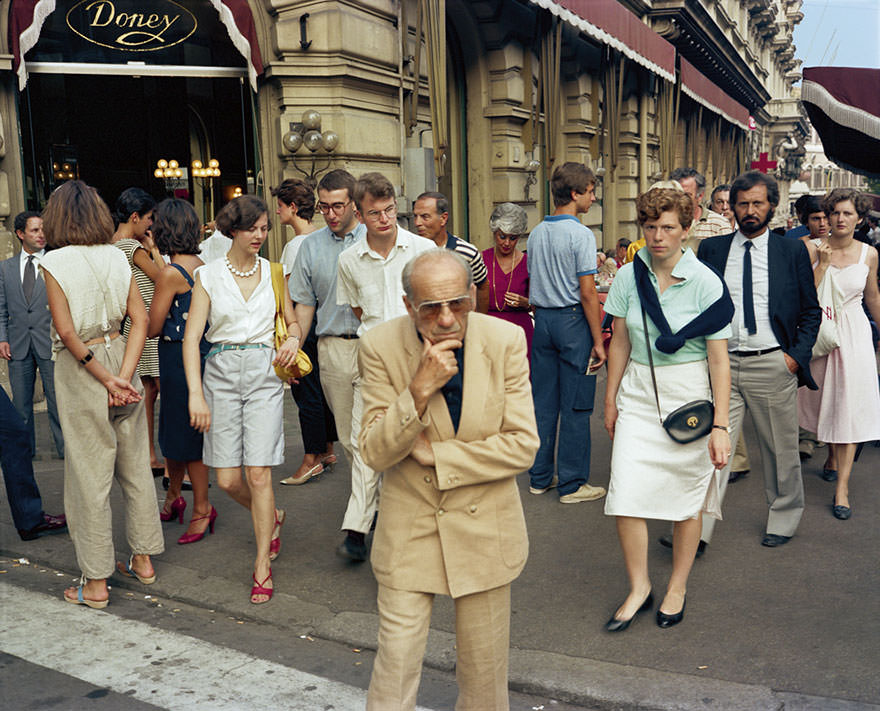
[334,334,359,340]
[731,346,781,357]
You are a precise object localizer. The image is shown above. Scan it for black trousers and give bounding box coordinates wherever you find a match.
[291,328,337,454]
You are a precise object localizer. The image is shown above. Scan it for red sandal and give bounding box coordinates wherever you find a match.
[269,509,286,561]
[250,569,273,604]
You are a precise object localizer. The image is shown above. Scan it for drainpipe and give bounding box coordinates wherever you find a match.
[639,88,648,193]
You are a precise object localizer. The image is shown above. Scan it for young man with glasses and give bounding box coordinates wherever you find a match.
[288,170,373,556]
[412,191,490,313]
[334,172,434,560]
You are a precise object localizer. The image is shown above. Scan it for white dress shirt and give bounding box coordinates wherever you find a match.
[336,226,434,335]
[19,248,45,282]
[196,257,275,347]
[724,229,780,352]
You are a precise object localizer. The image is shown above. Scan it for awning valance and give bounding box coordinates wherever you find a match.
[680,58,749,131]
[801,66,880,178]
[10,0,264,91]
[527,0,675,82]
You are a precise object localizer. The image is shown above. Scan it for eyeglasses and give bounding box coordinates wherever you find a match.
[414,294,473,319]
[364,204,398,221]
[496,232,520,242]
[317,200,351,215]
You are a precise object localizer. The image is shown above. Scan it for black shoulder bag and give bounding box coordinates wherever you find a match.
[639,304,714,444]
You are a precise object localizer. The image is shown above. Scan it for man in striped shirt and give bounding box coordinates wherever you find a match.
[413,192,489,313]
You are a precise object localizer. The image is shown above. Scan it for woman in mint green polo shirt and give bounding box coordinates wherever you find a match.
[602,187,732,632]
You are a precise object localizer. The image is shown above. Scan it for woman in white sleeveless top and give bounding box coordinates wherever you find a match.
[183,195,302,604]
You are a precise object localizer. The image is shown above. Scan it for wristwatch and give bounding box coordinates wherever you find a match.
[712,424,730,433]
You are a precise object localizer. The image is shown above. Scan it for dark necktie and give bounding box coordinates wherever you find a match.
[742,241,757,335]
[23,255,35,303]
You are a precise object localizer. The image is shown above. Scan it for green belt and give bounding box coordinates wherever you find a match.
[206,343,271,359]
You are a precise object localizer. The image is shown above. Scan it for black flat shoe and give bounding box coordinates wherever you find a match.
[658,535,707,558]
[761,533,791,547]
[832,496,851,520]
[821,468,838,482]
[605,592,653,632]
[656,596,686,629]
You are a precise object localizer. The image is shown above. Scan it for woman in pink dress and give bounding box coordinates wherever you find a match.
[482,203,533,361]
[799,189,880,520]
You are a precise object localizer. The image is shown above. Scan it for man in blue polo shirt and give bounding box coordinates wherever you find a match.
[527,162,607,503]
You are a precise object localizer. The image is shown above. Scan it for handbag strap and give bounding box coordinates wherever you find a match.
[269,262,289,341]
[640,303,664,425]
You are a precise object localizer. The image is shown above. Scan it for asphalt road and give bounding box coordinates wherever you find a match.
[2,374,879,710]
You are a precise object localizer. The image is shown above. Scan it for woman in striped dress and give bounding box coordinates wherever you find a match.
[112,188,163,473]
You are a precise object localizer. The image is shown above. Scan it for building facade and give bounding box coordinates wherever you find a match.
[0,0,809,261]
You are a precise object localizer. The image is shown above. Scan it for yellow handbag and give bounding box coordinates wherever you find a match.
[270,262,312,380]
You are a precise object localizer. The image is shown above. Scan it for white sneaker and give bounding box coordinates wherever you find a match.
[559,483,606,503]
[529,476,558,495]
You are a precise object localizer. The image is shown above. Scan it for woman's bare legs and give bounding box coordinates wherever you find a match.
[142,375,161,468]
[613,516,652,620]
[180,460,212,535]
[663,515,701,615]
[245,465,275,602]
[215,465,277,601]
[831,443,857,508]
[162,460,186,513]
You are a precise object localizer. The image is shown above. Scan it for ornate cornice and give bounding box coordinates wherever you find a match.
[648,0,771,111]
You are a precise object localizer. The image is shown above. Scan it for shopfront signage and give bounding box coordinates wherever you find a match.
[65,0,197,51]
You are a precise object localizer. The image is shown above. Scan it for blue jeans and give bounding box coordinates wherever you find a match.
[0,385,45,530]
[9,345,64,458]
[529,306,597,495]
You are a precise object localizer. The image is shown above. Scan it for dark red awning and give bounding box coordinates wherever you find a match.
[801,66,880,179]
[9,0,264,91]
[680,57,749,130]
[528,0,676,82]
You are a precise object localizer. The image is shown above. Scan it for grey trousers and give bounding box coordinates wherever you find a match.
[55,340,164,579]
[702,350,805,542]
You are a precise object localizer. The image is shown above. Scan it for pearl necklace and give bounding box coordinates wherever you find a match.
[225,255,259,278]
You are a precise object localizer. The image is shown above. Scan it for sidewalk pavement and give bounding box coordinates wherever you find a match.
[3,376,879,710]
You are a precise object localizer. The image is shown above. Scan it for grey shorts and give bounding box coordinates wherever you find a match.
[202,347,285,468]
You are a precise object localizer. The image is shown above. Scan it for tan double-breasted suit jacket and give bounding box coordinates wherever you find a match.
[358,313,539,598]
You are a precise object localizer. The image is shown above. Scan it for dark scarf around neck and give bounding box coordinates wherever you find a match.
[633,254,734,354]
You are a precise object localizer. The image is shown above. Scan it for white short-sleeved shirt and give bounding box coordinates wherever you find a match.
[195,257,275,347]
[336,227,434,335]
[198,230,232,264]
[280,234,308,277]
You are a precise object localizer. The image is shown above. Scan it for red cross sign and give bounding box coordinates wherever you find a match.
[750,152,777,174]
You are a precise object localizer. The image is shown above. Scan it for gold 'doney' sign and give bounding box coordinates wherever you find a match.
[66,0,197,51]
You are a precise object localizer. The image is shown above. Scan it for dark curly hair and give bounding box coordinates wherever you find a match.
[152,199,201,256]
[214,195,269,238]
[822,188,873,219]
[636,188,694,229]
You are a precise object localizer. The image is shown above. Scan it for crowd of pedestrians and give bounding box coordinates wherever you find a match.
[1,162,879,710]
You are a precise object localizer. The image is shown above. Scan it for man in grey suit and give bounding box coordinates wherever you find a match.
[0,211,64,458]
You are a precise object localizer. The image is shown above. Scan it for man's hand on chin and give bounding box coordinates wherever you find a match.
[409,432,435,466]
[409,337,462,415]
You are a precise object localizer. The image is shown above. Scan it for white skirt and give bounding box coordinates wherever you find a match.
[604,359,722,522]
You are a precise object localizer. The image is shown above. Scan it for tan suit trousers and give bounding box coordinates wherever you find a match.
[367,583,511,711]
[317,336,378,533]
[55,340,164,579]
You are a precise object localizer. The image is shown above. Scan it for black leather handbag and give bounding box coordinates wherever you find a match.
[640,305,714,444]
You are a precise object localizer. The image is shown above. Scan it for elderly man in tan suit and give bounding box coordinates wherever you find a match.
[358,249,539,710]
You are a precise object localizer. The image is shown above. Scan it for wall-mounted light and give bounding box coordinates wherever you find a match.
[281,110,339,187]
